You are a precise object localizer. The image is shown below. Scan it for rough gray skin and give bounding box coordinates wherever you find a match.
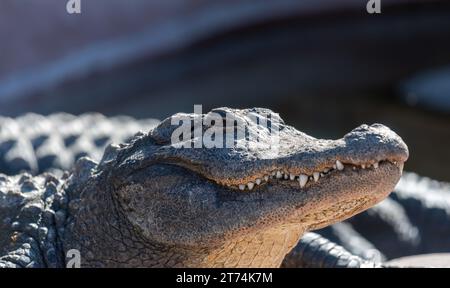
[0,108,408,268]
[0,113,159,175]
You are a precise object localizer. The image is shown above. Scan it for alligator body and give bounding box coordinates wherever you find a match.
[0,108,408,267]
[282,232,380,268]
[0,113,159,176]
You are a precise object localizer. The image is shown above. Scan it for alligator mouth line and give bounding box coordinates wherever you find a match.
[217,159,402,191]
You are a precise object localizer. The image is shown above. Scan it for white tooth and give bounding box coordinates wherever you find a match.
[361,164,366,169]
[264,175,269,181]
[255,178,261,185]
[373,162,379,169]
[271,171,276,176]
[320,173,325,177]
[247,182,254,190]
[276,171,282,179]
[336,160,344,171]
[289,174,296,180]
[323,168,330,173]
[283,174,288,180]
[313,172,320,182]
[352,166,356,171]
[239,184,245,190]
[299,174,308,188]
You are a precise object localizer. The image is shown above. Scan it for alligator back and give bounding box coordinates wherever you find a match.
[0,113,158,175]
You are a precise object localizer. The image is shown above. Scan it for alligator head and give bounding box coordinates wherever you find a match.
[65,107,408,268]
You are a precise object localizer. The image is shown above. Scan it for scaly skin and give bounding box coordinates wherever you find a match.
[0,108,408,267]
[0,113,158,175]
[282,232,380,268]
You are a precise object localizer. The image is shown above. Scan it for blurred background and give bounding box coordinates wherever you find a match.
[1,0,449,181]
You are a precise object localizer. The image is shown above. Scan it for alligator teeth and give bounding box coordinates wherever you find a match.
[336,160,344,171]
[299,174,308,188]
[313,172,320,182]
[276,171,282,179]
[233,159,388,191]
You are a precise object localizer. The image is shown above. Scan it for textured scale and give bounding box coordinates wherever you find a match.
[0,113,159,175]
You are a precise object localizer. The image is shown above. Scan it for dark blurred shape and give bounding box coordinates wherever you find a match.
[0,0,449,118]
[400,66,450,113]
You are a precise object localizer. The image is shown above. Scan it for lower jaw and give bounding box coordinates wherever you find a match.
[202,224,305,268]
[302,196,373,231]
[278,161,402,230]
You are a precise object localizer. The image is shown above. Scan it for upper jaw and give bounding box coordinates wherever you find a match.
[171,123,408,191]
[147,112,408,191]
[217,159,404,191]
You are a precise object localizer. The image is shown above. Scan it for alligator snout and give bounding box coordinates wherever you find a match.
[344,123,409,164]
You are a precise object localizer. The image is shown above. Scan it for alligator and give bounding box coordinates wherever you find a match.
[0,107,408,267]
[2,110,449,267]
